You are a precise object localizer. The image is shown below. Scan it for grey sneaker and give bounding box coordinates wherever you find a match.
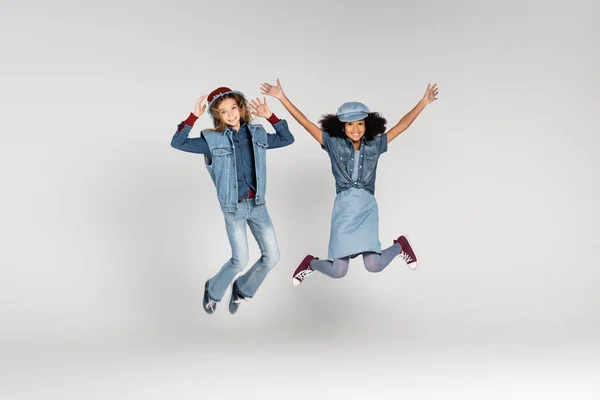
[228,280,247,315]
[203,281,217,314]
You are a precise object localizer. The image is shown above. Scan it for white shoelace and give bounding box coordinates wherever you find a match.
[399,251,413,263]
[295,269,313,282]
[399,251,417,269]
[206,299,217,312]
[233,297,248,308]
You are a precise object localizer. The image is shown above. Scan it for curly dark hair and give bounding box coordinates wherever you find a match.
[318,112,387,141]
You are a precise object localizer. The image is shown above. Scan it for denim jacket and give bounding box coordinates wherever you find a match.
[202,122,287,212]
[321,130,388,195]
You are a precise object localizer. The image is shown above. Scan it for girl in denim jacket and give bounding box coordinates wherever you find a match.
[171,87,294,313]
[261,79,438,286]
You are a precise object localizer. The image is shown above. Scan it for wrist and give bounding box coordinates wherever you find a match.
[186,112,199,124]
[267,113,280,124]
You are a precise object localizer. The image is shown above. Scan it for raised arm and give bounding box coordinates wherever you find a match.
[260,79,323,145]
[248,97,295,149]
[387,83,439,143]
[170,94,211,154]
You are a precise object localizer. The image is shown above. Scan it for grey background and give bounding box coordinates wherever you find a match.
[1,0,599,398]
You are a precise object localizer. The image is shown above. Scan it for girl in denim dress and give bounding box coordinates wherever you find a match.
[171,88,294,313]
[261,79,438,286]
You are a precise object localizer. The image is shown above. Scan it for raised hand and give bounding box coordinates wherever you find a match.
[249,97,272,119]
[422,83,439,105]
[260,79,285,100]
[193,94,208,117]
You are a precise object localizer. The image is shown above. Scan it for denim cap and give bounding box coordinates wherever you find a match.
[206,86,245,127]
[336,101,370,122]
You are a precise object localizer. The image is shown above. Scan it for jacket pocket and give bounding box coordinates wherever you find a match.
[212,147,233,156]
[366,155,377,168]
[336,155,348,165]
[206,147,232,168]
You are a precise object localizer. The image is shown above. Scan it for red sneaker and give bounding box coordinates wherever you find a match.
[291,255,317,287]
[394,236,418,270]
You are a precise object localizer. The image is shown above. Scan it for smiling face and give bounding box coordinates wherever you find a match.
[215,98,241,131]
[344,119,366,144]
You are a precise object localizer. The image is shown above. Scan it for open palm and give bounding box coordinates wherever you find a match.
[193,94,207,117]
[249,97,272,118]
[422,83,439,105]
[260,79,284,100]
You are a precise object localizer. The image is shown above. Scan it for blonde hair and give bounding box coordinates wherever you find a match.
[209,93,253,131]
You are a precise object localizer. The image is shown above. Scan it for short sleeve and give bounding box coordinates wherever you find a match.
[320,130,331,153]
[379,133,388,155]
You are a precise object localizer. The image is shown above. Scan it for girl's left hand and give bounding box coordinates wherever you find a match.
[422,83,439,105]
[249,97,272,119]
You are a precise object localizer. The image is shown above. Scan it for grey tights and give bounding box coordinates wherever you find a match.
[309,242,401,278]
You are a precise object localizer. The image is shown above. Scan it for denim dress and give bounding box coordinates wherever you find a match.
[321,131,388,260]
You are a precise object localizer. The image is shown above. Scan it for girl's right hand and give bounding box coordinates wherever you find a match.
[260,79,285,100]
[193,94,208,117]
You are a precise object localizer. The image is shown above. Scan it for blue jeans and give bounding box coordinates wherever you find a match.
[207,198,280,302]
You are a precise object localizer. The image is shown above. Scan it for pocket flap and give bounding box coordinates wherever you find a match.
[212,147,232,156]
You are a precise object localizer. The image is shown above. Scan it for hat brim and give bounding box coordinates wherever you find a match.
[207,90,244,109]
[206,90,245,125]
[337,111,368,122]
